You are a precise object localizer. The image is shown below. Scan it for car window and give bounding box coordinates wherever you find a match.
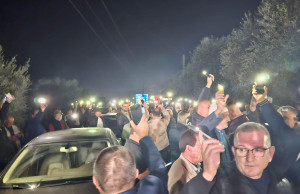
[2,140,110,184]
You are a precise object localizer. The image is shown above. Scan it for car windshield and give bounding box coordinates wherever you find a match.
[1,140,110,185]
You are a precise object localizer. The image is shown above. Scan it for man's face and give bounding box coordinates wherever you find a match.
[197,100,210,117]
[95,111,102,117]
[5,118,14,128]
[232,131,275,179]
[281,111,297,128]
[121,103,129,112]
[55,113,62,121]
[190,131,204,164]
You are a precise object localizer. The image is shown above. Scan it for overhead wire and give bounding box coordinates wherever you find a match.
[99,0,136,60]
[68,0,125,68]
[84,0,119,48]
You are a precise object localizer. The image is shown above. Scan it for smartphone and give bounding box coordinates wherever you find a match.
[188,125,212,139]
[5,93,15,101]
[217,84,224,94]
[256,85,265,94]
[129,104,144,125]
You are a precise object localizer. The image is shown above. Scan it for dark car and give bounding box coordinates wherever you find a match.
[0,127,119,194]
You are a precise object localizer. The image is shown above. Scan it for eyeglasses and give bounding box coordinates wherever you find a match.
[234,147,270,157]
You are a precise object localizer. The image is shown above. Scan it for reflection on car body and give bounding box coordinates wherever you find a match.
[0,127,119,194]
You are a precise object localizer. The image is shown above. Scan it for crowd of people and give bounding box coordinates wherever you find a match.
[93,74,300,194]
[0,74,300,194]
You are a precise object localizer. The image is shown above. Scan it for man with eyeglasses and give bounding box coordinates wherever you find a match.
[180,122,296,194]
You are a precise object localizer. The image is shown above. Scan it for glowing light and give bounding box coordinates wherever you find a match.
[167,91,173,98]
[150,96,155,100]
[72,113,78,119]
[71,103,74,106]
[184,98,188,102]
[86,101,91,105]
[217,84,224,93]
[193,101,198,107]
[256,73,270,84]
[37,97,47,104]
[90,97,96,103]
[202,70,207,76]
[79,100,84,105]
[236,102,243,108]
[211,98,216,103]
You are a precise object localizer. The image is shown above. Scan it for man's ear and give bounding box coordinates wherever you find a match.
[268,146,275,162]
[294,117,298,122]
[134,169,139,179]
[93,176,101,191]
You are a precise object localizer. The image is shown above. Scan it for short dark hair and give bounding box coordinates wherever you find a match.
[179,129,198,153]
[151,107,161,117]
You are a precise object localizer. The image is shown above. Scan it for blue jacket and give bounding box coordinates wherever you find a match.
[27,111,45,141]
[123,136,168,194]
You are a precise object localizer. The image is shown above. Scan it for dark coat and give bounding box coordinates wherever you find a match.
[180,162,293,194]
[169,123,188,163]
[122,136,168,194]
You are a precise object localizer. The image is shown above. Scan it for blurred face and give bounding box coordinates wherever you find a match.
[232,130,275,179]
[5,117,14,128]
[281,111,297,128]
[95,111,102,117]
[122,103,129,112]
[55,113,62,121]
[189,131,204,164]
[197,100,210,117]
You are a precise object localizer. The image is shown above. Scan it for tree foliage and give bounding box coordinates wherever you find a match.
[0,45,31,127]
[32,77,88,113]
[166,0,300,105]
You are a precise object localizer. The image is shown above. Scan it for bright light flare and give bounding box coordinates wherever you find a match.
[236,102,243,108]
[72,113,78,119]
[37,97,47,104]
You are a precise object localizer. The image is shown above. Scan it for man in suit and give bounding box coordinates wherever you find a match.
[168,128,204,194]
[92,114,168,194]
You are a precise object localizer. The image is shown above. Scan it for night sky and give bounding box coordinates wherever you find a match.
[0,0,261,97]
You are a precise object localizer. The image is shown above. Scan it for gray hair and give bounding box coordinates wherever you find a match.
[93,146,136,193]
[277,106,297,116]
[233,122,271,147]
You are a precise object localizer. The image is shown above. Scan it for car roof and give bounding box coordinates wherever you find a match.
[28,128,118,145]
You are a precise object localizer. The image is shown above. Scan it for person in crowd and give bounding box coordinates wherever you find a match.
[48,109,69,131]
[0,94,14,125]
[116,102,130,141]
[26,104,46,142]
[181,85,300,194]
[226,100,249,135]
[124,128,149,180]
[168,129,204,194]
[296,102,300,119]
[79,107,88,127]
[187,75,225,131]
[2,115,23,150]
[169,111,189,162]
[65,108,77,128]
[0,94,16,171]
[92,114,168,194]
[277,105,300,132]
[148,103,171,163]
[202,106,233,164]
[88,108,104,127]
